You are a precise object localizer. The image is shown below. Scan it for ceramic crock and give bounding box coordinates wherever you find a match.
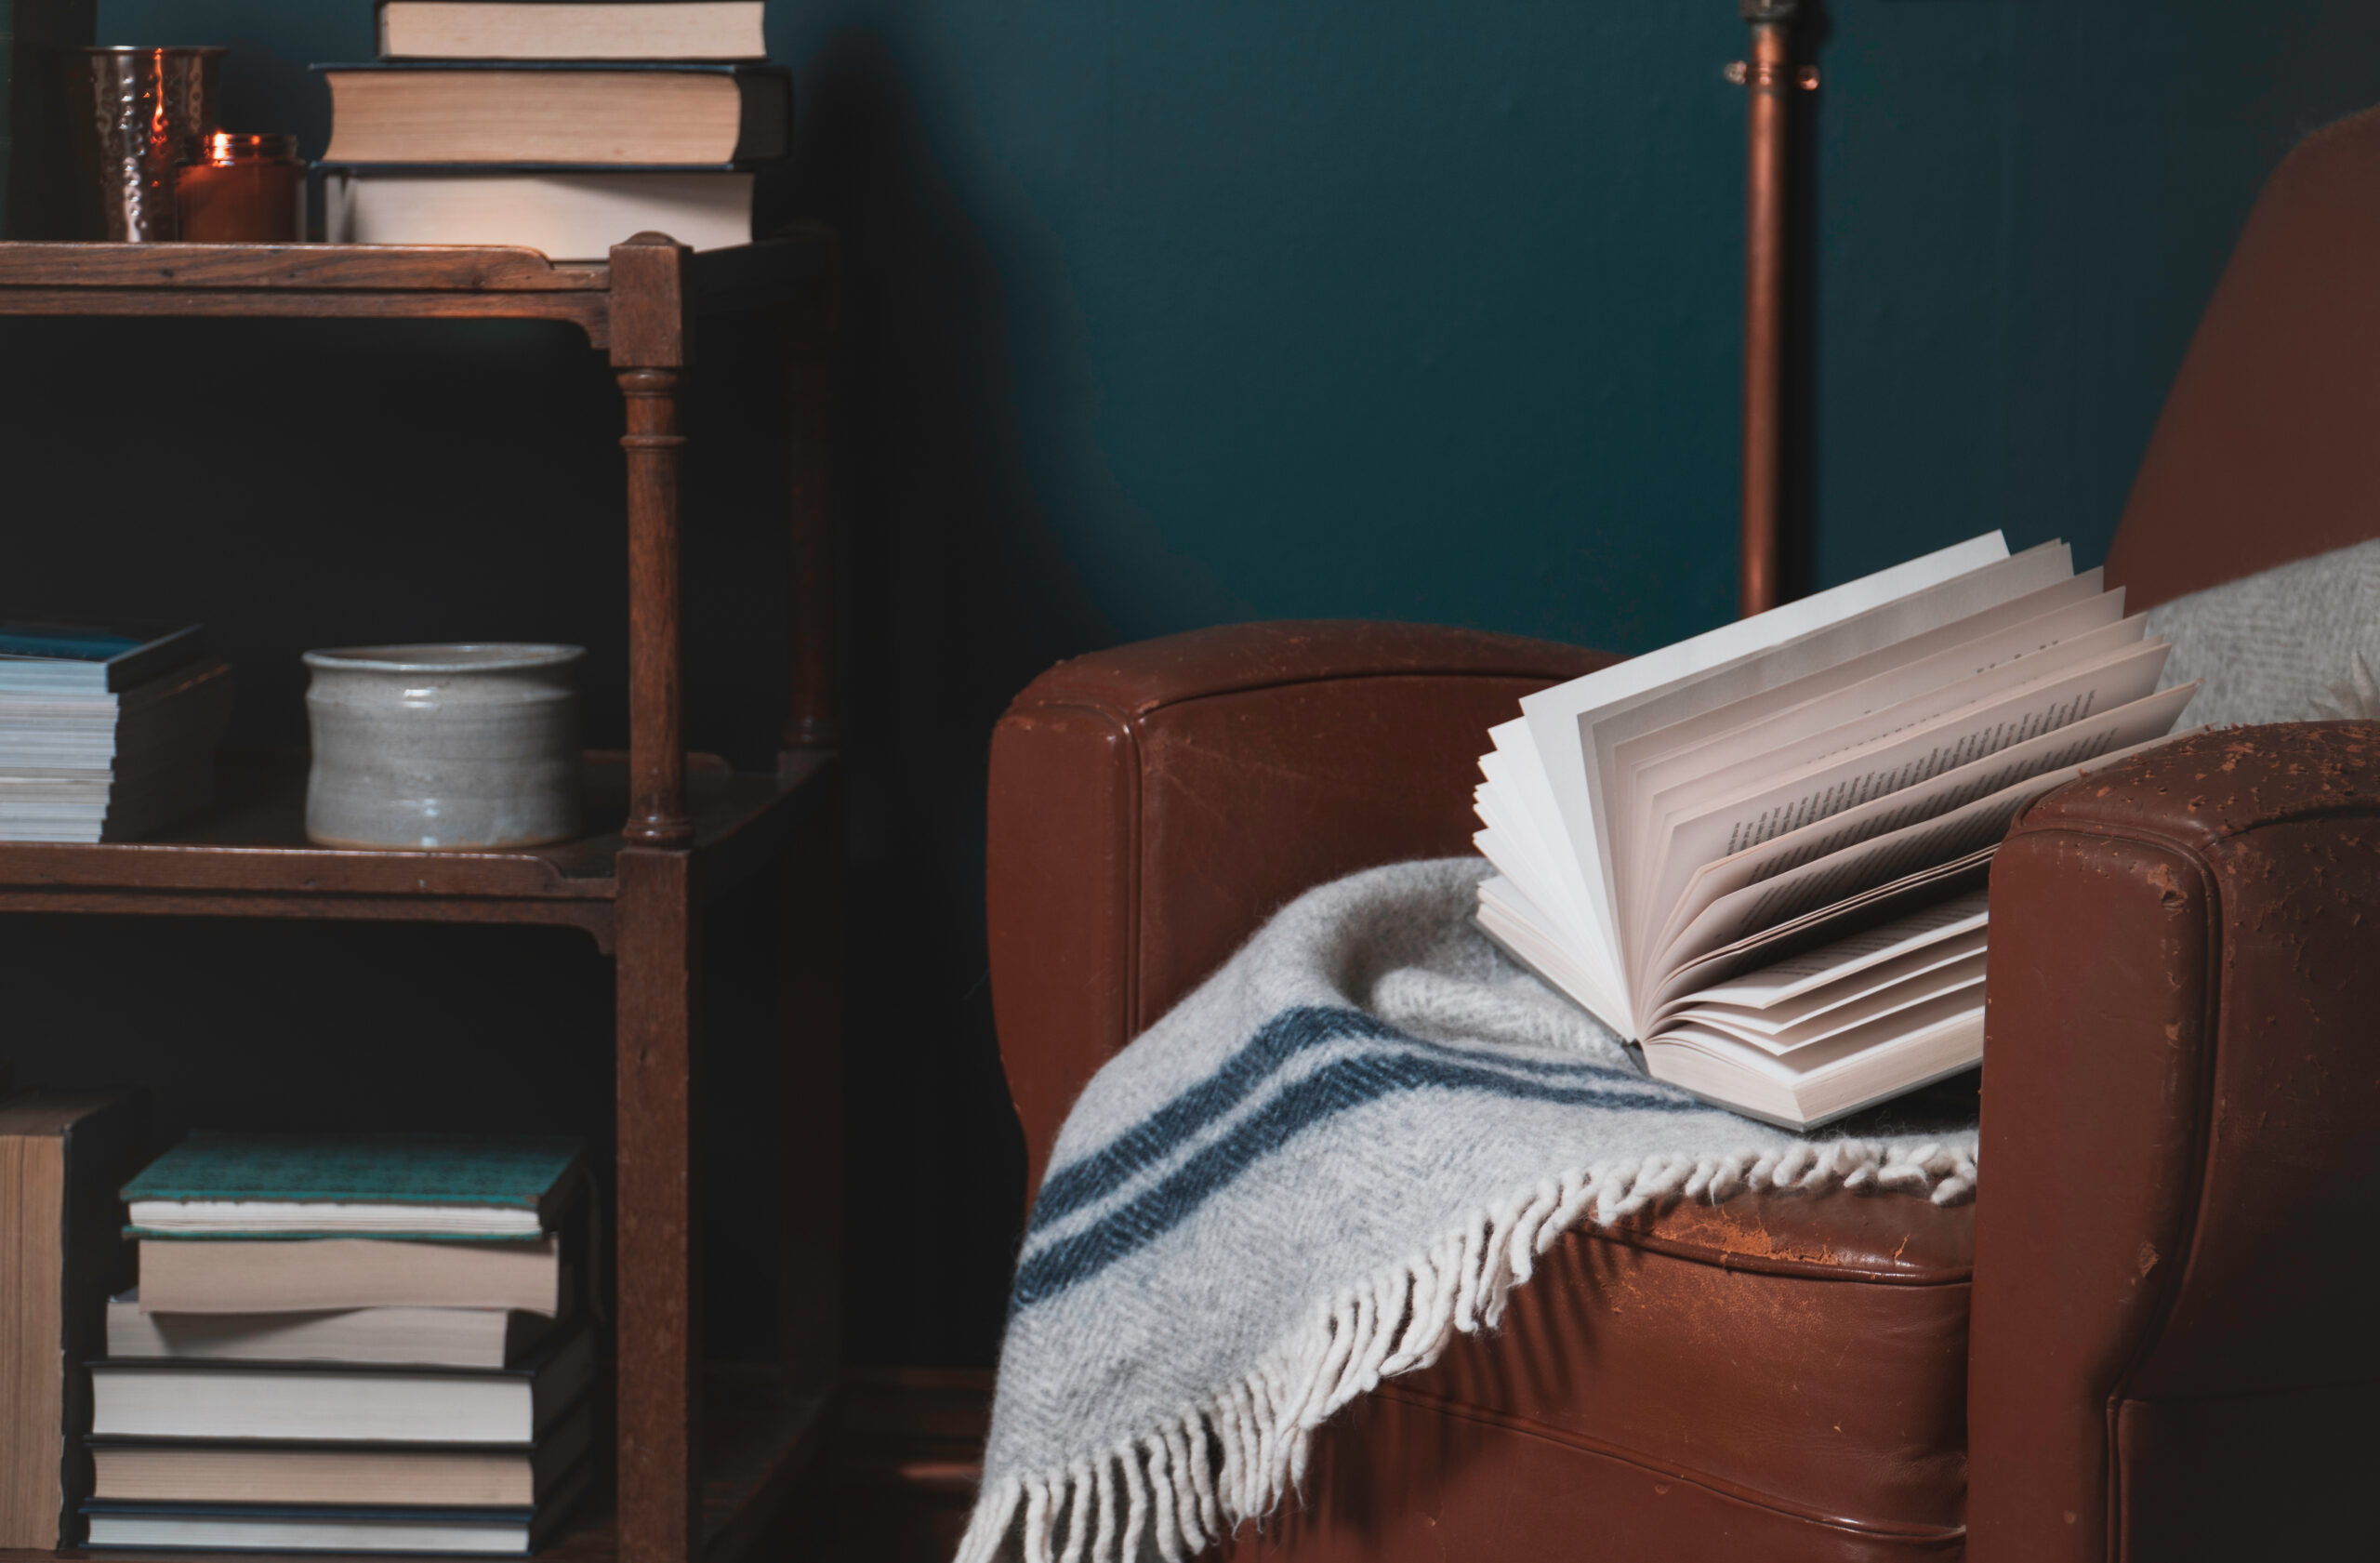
[302,643,584,849]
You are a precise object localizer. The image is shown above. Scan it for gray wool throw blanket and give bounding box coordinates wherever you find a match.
[958,858,1981,1563]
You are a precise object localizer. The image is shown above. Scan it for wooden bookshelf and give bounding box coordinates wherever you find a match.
[0,233,845,1563]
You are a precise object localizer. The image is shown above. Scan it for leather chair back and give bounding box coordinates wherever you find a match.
[2107,105,2380,608]
[985,621,1610,1196]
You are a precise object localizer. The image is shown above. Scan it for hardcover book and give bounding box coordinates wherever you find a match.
[135,1236,567,1316]
[106,1289,559,1369]
[82,1455,594,1555]
[321,165,755,258]
[316,61,792,165]
[88,1325,596,1444]
[1474,533,2197,1127]
[122,1132,587,1238]
[377,0,768,62]
[88,1397,595,1507]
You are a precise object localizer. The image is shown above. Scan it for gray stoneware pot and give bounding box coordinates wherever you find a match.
[302,643,585,849]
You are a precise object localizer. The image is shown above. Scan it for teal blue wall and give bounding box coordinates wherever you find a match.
[103,1,2380,648]
[28,0,2379,1366]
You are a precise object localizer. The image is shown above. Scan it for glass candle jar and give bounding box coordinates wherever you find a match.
[175,132,306,243]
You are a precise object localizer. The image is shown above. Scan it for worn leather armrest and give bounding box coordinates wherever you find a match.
[1968,722,2380,1562]
[986,620,1615,1199]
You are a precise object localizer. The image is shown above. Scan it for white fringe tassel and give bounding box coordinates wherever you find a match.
[950,1138,1977,1563]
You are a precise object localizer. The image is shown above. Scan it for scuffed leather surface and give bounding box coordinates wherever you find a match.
[987,619,1979,1557]
[1012,619,1622,718]
[1226,1205,1974,1559]
[1969,723,2380,1562]
[2107,107,2380,610]
[1236,1385,1964,1562]
[988,621,1612,1198]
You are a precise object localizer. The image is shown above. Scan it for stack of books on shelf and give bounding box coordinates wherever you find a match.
[0,620,235,843]
[83,1133,597,1556]
[320,0,787,258]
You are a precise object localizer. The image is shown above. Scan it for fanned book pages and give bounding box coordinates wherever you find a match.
[1473,533,2198,1128]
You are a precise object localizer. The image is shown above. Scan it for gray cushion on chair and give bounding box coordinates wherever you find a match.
[2146,536,2380,726]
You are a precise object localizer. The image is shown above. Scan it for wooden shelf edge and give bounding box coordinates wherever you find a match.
[0,236,834,341]
[0,242,609,293]
[0,751,838,935]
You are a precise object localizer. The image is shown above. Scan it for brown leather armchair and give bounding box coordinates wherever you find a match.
[984,109,2380,1560]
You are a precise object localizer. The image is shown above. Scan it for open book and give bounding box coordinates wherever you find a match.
[1472,534,2197,1129]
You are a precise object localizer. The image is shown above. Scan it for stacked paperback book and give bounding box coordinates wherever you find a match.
[83,1134,595,1556]
[321,0,787,258]
[0,620,234,842]
[1474,533,2197,1128]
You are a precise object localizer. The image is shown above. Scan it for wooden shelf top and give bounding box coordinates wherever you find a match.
[0,232,832,348]
[0,748,836,948]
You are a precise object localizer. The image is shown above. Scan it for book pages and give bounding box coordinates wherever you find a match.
[1637,637,2174,957]
[1649,707,2196,973]
[1612,604,2148,964]
[1508,532,2014,1027]
[1601,573,2111,959]
[1470,534,2195,1125]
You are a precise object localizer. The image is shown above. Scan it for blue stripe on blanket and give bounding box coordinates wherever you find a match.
[1012,1033,1697,1308]
[1031,1005,1650,1235]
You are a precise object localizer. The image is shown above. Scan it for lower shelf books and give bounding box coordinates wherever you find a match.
[90,1325,596,1444]
[83,1457,595,1556]
[87,1131,597,1552]
[91,1396,595,1507]
[138,1233,567,1316]
[108,1291,558,1370]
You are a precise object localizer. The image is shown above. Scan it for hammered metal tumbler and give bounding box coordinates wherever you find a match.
[67,46,226,241]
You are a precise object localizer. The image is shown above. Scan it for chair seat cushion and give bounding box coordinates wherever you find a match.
[1243,1194,1974,1560]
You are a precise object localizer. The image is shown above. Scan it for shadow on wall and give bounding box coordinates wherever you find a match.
[770,16,1144,1365]
[770,0,1191,1357]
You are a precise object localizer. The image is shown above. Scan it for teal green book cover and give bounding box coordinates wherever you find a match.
[121,1132,586,1213]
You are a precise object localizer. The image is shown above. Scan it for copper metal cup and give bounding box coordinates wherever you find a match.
[66,46,227,241]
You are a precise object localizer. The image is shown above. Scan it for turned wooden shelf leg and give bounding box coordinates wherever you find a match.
[614,232,697,848]
[609,232,703,1563]
[620,365,692,847]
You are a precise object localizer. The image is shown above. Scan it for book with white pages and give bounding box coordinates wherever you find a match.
[1471,533,2199,1127]
[106,1290,556,1371]
[87,1325,595,1444]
